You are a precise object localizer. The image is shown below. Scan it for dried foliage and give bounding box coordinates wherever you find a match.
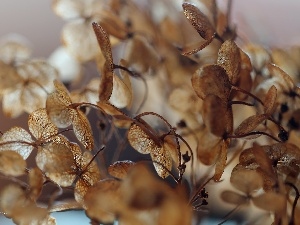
[0,1,299,225]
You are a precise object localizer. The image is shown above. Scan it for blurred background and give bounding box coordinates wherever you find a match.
[0,0,300,224]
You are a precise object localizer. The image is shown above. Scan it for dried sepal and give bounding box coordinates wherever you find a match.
[0,126,34,159]
[192,64,231,101]
[182,3,215,41]
[108,160,136,180]
[0,150,26,176]
[234,114,267,136]
[252,192,286,213]
[263,85,277,115]
[220,190,248,205]
[230,169,263,194]
[217,40,241,84]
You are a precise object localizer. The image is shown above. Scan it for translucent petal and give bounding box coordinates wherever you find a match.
[20,84,48,114]
[74,151,101,204]
[150,145,172,179]
[0,126,34,159]
[72,110,94,150]
[109,73,133,108]
[0,61,21,94]
[0,150,26,176]
[108,160,136,179]
[53,0,88,20]
[28,108,58,141]
[48,46,82,83]
[0,35,31,63]
[62,21,99,62]
[127,123,157,154]
[2,88,23,118]
[46,80,74,128]
[36,140,76,187]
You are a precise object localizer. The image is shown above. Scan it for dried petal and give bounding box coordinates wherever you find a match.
[217,40,241,84]
[192,64,231,101]
[98,61,114,102]
[252,192,286,212]
[36,139,77,187]
[214,140,228,181]
[28,167,44,201]
[202,94,228,137]
[150,145,172,179]
[74,151,101,204]
[0,150,26,176]
[234,114,267,136]
[0,60,20,94]
[267,63,295,92]
[182,3,215,40]
[46,80,74,128]
[108,160,136,179]
[28,108,58,141]
[127,123,159,154]
[84,179,122,223]
[263,85,277,115]
[230,169,263,194]
[220,190,248,205]
[92,22,113,70]
[62,21,99,62]
[0,127,34,159]
[72,110,94,150]
[109,73,133,109]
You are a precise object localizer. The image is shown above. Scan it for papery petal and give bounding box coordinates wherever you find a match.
[0,126,34,159]
[62,21,99,62]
